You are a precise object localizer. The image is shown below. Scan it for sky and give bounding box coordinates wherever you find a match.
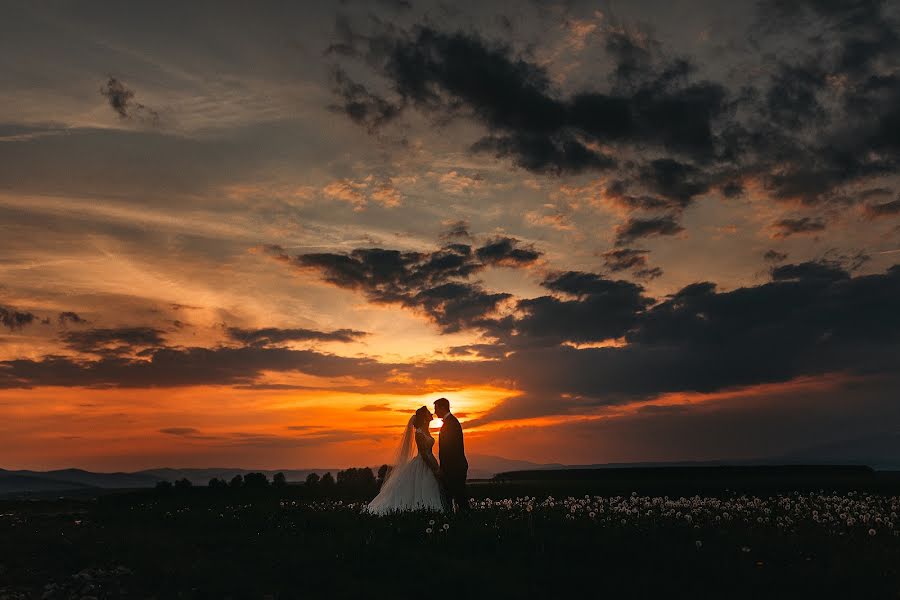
[1,0,899,471]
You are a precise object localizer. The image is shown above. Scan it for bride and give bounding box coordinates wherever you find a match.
[368,406,445,514]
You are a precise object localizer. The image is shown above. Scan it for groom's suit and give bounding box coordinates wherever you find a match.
[438,413,468,512]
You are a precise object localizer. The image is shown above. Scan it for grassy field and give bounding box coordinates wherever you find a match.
[1,473,899,599]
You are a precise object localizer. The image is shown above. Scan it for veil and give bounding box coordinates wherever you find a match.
[372,415,417,501]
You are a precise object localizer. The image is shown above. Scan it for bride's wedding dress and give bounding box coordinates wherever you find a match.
[368,417,444,514]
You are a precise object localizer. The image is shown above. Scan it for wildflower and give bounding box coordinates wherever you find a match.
[868,528,876,536]
[429,519,435,526]
[695,540,702,549]
[426,528,432,534]
[443,523,450,531]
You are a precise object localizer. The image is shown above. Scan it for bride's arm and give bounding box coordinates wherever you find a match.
[415,431,440,475]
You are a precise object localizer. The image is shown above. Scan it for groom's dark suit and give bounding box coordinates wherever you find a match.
[438,413,468,512]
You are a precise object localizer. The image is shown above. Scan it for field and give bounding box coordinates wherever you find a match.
[1,468,900,599]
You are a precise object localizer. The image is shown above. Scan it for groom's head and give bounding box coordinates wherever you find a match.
[433,397,450,418]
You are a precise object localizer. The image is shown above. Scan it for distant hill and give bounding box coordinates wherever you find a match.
[0,467,339,496]
[3,437,898,496]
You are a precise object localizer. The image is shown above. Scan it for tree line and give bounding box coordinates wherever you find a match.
[154,465,392,492]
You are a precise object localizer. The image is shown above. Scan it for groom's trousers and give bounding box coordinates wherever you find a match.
[444,469,468,513]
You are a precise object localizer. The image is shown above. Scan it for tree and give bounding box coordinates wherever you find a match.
[229,474,244,488]
[243,472,269,488]
[208,477,227,489]
[173,477,193,489]
[377,464,392,487]
[337,467,376,489]
[305,472,320,487]
[272,472,287,488]
[320,472,335,487]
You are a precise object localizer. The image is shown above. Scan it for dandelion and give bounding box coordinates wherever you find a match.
[429,519,435,526]
[443,523,450,531]
[695,540,702,549]
[426,528,433,534]
[868,528,876,536]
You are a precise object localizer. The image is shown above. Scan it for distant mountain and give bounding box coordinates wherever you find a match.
[0,466,339,496]
[3,440,897,496]
[466,454,561,479]
[778,432,900,470]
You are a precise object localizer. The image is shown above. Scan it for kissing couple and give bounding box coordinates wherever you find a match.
[368,397,469,514]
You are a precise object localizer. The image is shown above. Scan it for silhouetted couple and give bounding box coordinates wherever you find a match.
[367,397,469,514]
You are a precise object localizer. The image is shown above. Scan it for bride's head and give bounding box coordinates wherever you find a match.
[414,406,433,430]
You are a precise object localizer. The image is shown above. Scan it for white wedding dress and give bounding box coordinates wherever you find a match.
[368,418,445,514]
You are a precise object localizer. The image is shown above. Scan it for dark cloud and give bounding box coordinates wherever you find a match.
[471,262,900,425]
[0,306,36,330]
[601,248,651,272]
[357,404,393,411]
[615,215,685,245]
[328,7,900,236]
[513,272,652,345]
[0,345,398,390]
[440,219,472,241]
[334,26,731,173]
[864,199,900,218]
[474,237,541,266]
[638,159,711,208]
[58,311,89,326]
[292,238,537,332]
[61,327,167,355]
[160,427,201,436]
[329,68,402,132]
[771,217,827,238]
[99,77,159,123]
[226,326,368,346]
[763,249,789,263]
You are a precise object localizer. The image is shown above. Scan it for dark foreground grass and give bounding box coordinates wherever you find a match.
[1,485,899,599]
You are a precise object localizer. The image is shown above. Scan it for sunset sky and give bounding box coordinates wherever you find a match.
[1,0,899,471]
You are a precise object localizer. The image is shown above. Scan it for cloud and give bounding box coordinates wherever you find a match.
[226,326,368,345]
[615,215,685,245]
[292,237,539,332]
[864,199,900,218]
[0,306,37,330]
[160,427,201,436]
[60,327,167,354]
[358,403,393,411]
[763,249,789,263]
[334,25,730,174]
[58,312,89,326]
[601,248,662,279]
[328,8,900,236]
[99,77,159,123]
[770,217,827,238]
[0,344,398,390]
[329,68,402,133]
[470,262,900,425]
[474,237,541,266]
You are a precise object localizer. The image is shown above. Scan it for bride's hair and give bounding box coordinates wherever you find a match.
[413,405,432,430]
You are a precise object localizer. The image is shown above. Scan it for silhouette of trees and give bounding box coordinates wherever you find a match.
[305,473,320,487]
[155,480,172,490]
[320,472,335,488]
[377,464,392,487]
[229,474,244,488]
[208,477,227,488]
[243,472,269,488]
[273,472,287,488]
[337,467,376,490]
[173,477,193,489]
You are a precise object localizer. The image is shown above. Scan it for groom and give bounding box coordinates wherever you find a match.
[434,397,469,513]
